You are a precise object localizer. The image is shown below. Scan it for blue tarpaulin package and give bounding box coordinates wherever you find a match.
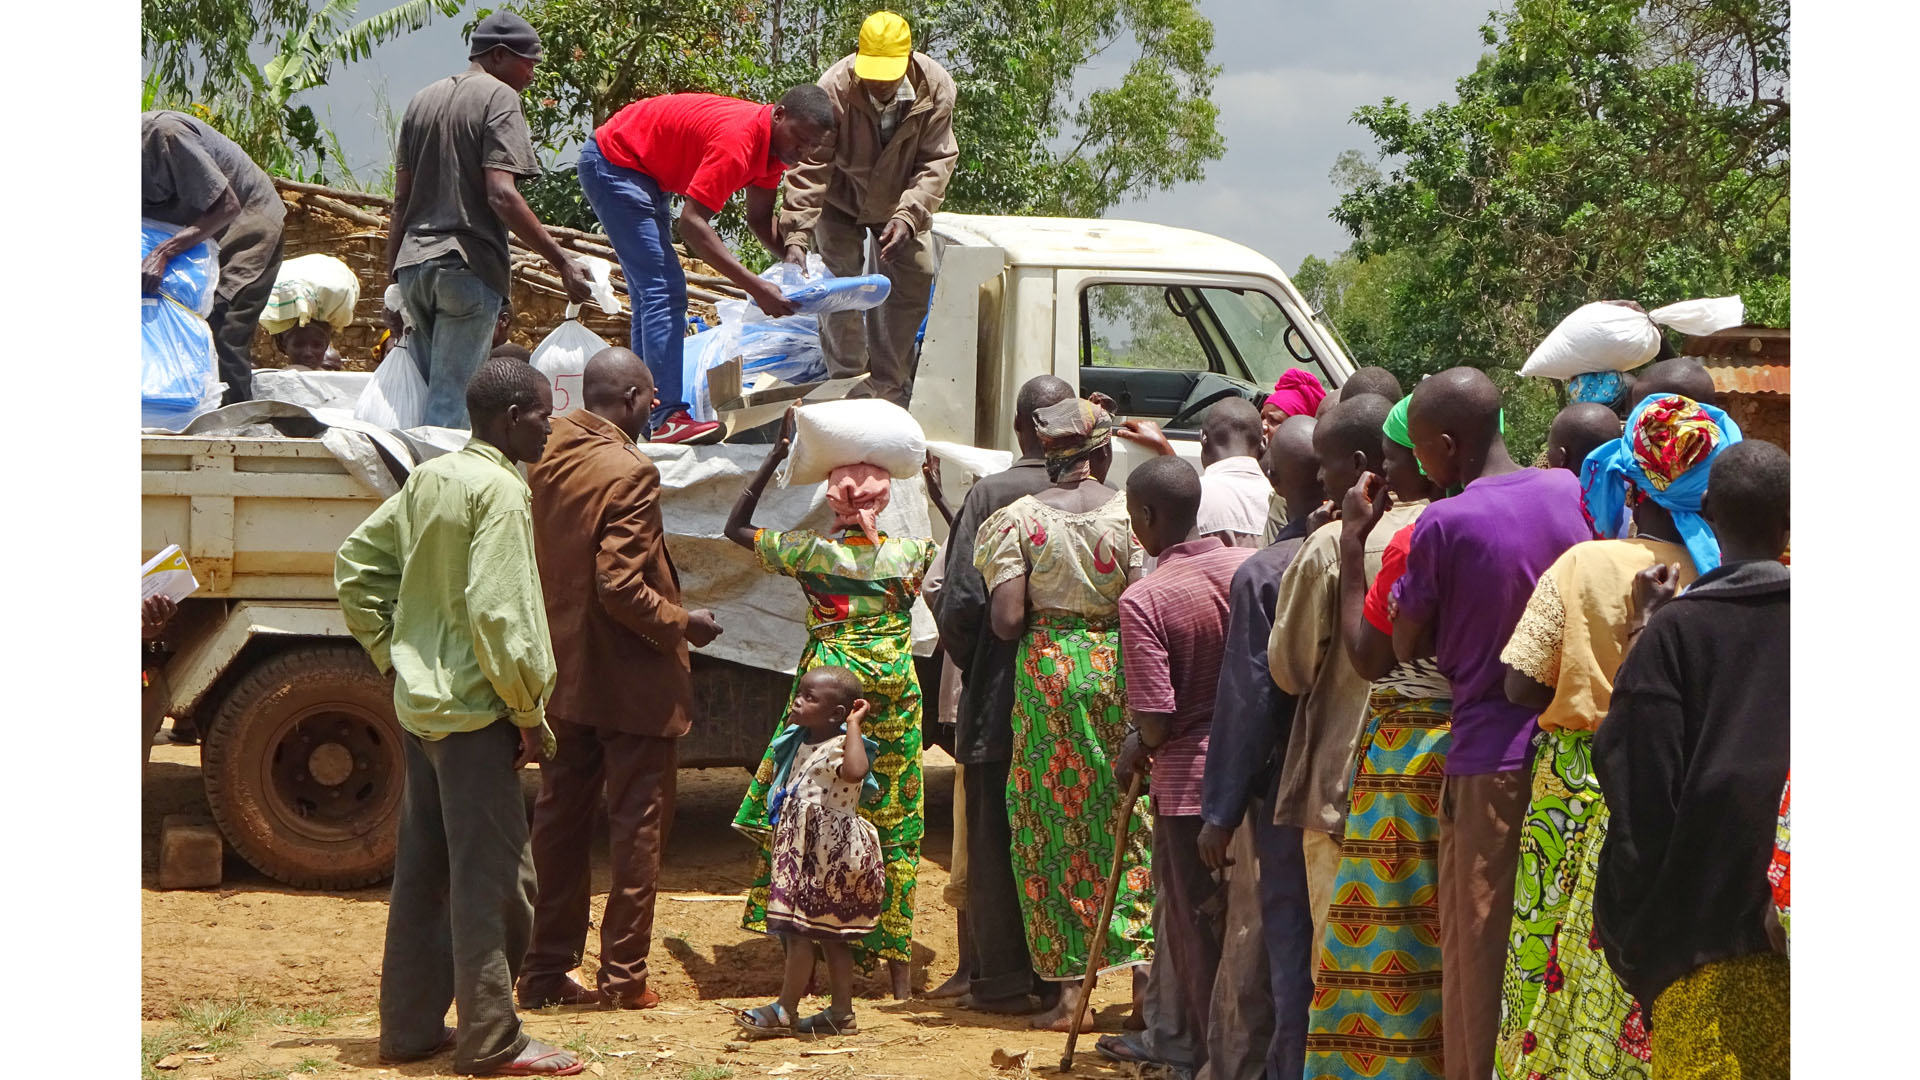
[759,259,892,316]
[141,217,221,316]
[142,295,223,429]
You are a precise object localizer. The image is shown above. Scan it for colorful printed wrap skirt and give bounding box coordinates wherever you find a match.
[1648,953,1789,1080]
[1007,613,1154,980]
[765,800,886,943]
[1305,687,1451,1080]
[736,612,923,966]
[1496,728,1651,1080]
[1769,773,1790,955]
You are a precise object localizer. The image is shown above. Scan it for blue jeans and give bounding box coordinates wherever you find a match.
[576,137,688,425]
[397,254,504,429]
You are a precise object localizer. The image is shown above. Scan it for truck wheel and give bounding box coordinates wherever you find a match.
[202,644,403,889]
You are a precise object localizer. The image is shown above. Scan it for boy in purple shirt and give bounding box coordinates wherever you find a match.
[1389,368,1591,1080]
[1115,457,1254,1074]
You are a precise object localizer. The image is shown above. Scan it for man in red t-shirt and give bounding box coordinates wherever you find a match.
[578,88,836,444]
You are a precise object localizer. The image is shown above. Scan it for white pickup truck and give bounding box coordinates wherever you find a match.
[140,214,1353,889]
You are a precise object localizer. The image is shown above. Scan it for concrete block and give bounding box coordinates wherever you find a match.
[159,814,224,890]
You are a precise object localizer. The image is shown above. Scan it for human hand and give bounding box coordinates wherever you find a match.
[1198,822,1236,871]
[769,405,799,462]
[878,218,913,263]
[748,278,798,318]
[1114,418,1175,457]
[142,594,178,641]
[922,452,943,495]
[686,609,724,648]
[1630,563,1680,627]
[1306,500,1337,533]
[1115,730,1153,787]
[1339,471,1392,542]
[846,698,872,730]
[784,243,810,267]
[140,248,172,296]
[514,723,552,769]
[559,258,595,305]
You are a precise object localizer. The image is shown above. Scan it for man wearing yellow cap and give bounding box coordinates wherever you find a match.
[781,11,958,408]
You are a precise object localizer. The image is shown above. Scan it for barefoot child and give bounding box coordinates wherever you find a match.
[736,667,886,1038]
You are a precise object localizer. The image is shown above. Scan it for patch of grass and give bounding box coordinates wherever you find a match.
[172,995,268,1051]
[682,1067,735,1080]
[141,1032,181,1080]
[284,1000,347,1031]
[560,1031,598,1055]
[292,1059,328,1075]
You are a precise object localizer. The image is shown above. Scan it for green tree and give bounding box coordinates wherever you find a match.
[142,0,462,184]
[1314,0,1787,460]
[509,0,1226,240]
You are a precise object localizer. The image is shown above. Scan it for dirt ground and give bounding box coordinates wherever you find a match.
[142,744,1159,1080]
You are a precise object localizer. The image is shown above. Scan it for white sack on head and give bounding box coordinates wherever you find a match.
[259,254,362,335]
[1519,296,1745,380]
[781,399,927,486]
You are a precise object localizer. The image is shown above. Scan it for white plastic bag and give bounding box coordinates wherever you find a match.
[1646,295,1744,337]
[531,309,613,414]
[259,253,363,335]
[782,399,927,485]
[353,344,428,430]
[575,254,622,315]
[1521,296,1747,379]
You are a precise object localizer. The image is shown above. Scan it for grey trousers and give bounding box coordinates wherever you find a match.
[209,234,283,405]
[380,721,536,1073]
[1198,809,1271,1080]
[812,204,935,407]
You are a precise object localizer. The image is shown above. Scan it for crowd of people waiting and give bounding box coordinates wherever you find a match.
[326,331,1788,1079]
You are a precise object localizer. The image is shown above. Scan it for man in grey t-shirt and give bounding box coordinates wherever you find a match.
[389,10,590,429]
[141,111,288,405]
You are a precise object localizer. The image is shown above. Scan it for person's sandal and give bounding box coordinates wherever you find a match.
[735,1002,795,1039]
[487,1037,584,1076]
[795,1008,858,1038]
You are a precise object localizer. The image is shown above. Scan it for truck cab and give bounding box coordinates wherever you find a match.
[910,214,1354,478]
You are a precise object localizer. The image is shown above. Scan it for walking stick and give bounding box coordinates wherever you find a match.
[1060,770,1146,1072]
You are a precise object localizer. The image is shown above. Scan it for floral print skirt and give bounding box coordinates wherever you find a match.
[1005,614,1154,981]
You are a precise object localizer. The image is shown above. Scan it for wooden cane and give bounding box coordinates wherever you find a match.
[1059,770,1146,1072]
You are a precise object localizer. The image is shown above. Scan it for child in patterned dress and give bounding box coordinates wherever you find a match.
[737,666,885,1039]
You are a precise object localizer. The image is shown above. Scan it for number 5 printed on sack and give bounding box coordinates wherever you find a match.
[553,373,582,412]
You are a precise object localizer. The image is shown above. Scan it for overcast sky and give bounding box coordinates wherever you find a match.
[301,0,1505,274]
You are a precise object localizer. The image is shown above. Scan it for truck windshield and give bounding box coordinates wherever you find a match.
[1194,287,1326,390]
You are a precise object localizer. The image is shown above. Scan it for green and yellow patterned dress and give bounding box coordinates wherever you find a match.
[973,491,1155,981]
[734,527,935,967]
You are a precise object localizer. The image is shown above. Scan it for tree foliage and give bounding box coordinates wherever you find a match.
[510,0,1226,232]
[1327,0,1788,372]
[143,0,461,185]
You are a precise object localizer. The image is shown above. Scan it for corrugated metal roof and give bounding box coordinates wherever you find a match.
[1705,362,1789,395]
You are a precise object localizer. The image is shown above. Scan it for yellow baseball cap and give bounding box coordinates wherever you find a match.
[854,11,912,82]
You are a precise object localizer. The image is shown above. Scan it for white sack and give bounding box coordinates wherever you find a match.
[531,311,613,413]
[781,398,927,485]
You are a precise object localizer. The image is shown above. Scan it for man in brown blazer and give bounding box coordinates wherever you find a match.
[519,347,723,1010]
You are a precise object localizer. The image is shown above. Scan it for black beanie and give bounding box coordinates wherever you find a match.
[469,11,542,61]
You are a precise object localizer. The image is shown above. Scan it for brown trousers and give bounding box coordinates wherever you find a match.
[1437,768,1531,1080]
[813,204,935,407]
[524,719,677,1002]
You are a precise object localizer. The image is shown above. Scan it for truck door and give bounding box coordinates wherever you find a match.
[1056,271,1342,439]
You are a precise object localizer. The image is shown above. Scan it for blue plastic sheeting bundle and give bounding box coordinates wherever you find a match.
[141,218,221,316]
[738,317,826,385]
[141,219,225,428]
[780,272,891,315]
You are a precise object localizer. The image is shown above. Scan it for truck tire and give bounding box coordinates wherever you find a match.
[202,643,403,889]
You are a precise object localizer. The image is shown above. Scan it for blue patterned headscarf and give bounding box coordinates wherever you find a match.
[1580,394,1743,574]
[1567,370,1629,410]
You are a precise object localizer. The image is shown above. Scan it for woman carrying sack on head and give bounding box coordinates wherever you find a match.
[725,404,935,1001]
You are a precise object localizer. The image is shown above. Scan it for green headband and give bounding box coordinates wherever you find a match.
[1382,394,1503,478]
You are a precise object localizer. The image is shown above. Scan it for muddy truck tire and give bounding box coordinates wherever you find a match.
[202,643,404,889]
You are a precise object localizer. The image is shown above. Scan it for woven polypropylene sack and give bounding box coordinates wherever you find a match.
[783,398,926,485]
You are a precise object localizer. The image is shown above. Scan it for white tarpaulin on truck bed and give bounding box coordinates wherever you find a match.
[145,405,948,678]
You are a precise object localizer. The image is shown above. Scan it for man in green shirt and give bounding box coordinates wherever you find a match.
[336,357,581,1077]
